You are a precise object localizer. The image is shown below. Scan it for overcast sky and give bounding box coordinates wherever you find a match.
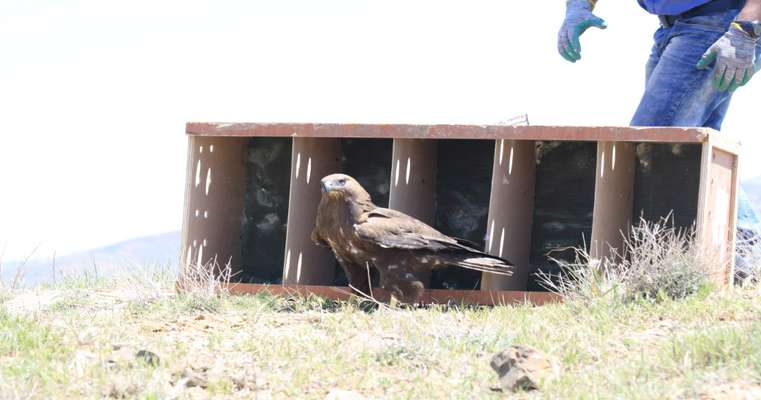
[1,0,759,261]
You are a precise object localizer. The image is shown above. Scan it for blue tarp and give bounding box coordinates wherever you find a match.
[737,187,760,232]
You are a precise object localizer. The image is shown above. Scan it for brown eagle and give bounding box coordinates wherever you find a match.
[311,173,513,303]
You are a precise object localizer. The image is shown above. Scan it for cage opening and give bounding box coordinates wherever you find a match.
[527,141,596,291]
[239,137,293,283]
[632,143,701,232]
[430,139,495,290]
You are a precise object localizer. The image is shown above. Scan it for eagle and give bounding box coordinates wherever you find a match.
[311,173,513,303]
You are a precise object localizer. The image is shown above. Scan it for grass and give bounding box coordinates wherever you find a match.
[537,218,720,304]
[1,226,760,399]
[1,274,761,399]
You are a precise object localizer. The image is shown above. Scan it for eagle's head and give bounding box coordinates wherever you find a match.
[320,173,372,202]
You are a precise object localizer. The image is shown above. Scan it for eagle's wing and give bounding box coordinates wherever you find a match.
[354,208,513,275]
[354,208,457,250]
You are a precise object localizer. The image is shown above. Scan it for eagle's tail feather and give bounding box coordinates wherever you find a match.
[442,250,513,276]
[455,257,513,276]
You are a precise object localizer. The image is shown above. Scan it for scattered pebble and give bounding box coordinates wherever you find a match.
[490,345,559,392]
[135,350,160,367]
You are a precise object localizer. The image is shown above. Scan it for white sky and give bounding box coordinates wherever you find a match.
[1,0,760,261]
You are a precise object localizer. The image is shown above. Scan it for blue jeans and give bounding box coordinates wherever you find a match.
[631,8,761,249]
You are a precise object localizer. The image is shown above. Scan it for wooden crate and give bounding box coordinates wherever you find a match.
[180,123,741,305]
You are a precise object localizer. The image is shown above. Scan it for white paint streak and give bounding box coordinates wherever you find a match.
[611,144,617,171]
[195,160,201,187]
[205,167,212,195]
[499,227,506,258]
[600,151,605,178]
[508,145,515,176]
[405,157,411,185]
[283,249,292,280]
[488,219,495,252]
[203,210,208,219]
[306,157,312,184]
[395,159,400,186]
[499,139,505,165]
[295,153,301,179]
[296,252,303,282]
[209,145,214,153]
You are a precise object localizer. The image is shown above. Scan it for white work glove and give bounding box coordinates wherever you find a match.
[697,22,759,91]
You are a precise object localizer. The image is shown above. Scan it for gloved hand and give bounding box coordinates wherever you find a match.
[697,23,759,92]
[557,0,607,62]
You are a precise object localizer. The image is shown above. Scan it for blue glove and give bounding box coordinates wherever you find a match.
[697,22,759,92]
[558,0,607,63]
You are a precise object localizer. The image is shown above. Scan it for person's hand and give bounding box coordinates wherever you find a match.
[697,23,759,91]
[558,0,607,62]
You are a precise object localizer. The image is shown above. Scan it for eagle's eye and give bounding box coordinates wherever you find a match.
[337,178,347,186]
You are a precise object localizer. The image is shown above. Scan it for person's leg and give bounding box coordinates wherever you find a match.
[631,9,761,276]
[642,25,670,86]
[631,10,739,127]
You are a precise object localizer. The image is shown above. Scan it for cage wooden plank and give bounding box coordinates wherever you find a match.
[226,283,562,306]
[481,140,536,290]
[187,123,721,144]
[591,141,636,259]
[696,143,738,286]
[387,139,437,287]
[181,136,248,274]
[388,139,437,224]
[282,138,342,285]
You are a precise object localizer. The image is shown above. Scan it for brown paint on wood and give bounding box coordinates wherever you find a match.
[225,283,561,306]
[387,139,437,287]
[180,123,741,292]
[388,139,438,224]
[697,143,738,286]
[186,123,723,145]
[591,142,636,259]
[181,136,247,274]
[282,138,342,285]
[481,140,536,290]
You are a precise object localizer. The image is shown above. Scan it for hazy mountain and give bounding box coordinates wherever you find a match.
[2,231,180,287]
[744,176,761,216]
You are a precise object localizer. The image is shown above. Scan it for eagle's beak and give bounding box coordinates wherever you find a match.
[321,179,333,193]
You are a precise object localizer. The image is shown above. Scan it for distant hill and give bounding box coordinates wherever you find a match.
[2,231,180,287]
[744,176,761,216]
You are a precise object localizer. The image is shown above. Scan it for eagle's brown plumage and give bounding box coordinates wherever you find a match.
[311,173,513,303]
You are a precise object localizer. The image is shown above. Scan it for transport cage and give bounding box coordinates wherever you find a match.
[181,123,741,305]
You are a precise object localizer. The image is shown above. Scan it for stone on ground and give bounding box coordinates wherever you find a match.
[490,345,558,392]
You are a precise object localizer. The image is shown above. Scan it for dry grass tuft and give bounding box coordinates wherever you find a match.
[175,258,234,312]
[538,217,719,303]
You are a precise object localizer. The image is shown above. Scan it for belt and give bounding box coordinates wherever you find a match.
[658,0,744,28]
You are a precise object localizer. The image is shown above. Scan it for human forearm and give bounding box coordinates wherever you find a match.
[737,0,761,21]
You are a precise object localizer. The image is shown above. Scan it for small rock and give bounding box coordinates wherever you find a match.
[181,369,208,388]
[105,381,138,398]
[135,350,160,367]
[111,342,127,351]
[325,389,366,400]
[490,345,558,392]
